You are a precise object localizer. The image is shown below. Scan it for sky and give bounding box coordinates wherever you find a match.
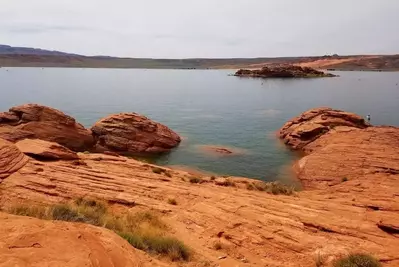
[0,0,398,58]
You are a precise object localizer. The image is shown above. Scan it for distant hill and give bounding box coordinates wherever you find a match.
[0,44,398,70]
[0,44,81,56]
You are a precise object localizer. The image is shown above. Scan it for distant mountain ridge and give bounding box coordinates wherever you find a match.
[1,44,398,70]
[0,44,82,56]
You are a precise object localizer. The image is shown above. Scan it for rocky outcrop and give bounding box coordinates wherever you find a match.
[0,212,151,267]
[278,107,369,150]
[235,65,336,78]
[0,104,93,151]
[295,126,399,189]
[0,139,28,182]
[16,139,78,160]
[91,113,181,154]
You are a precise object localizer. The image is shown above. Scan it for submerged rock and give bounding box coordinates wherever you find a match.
[91,113,181,154]
[0,104,94,151]
[234,65,336,78]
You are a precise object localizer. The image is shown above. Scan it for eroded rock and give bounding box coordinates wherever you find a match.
[91,113,181,154]
[278,107,369,150]
[0,104,94,151]
[16,139,79,160]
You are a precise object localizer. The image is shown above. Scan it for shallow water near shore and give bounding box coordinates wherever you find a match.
[1,68,399,184]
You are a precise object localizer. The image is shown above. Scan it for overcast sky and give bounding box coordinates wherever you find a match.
[1,0,398,58]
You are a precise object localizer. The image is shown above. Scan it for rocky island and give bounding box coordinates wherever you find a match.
[235,65,336,78]
[0,104,398,267]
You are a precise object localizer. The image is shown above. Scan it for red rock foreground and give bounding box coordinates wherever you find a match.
[0,212,157,267]
[0,107,398,267]
[235,65,336,78]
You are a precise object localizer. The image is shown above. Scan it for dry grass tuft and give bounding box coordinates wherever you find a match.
[189,177,202,184]
[333,253,381,267]
[248,181,294,195]
[7,199,190,261]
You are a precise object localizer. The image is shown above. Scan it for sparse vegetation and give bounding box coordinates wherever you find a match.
[167,198,177,205]
[251,181,294,195]
[189,177,202,184]
[342,177,349,182]
[333,253,381,267]
[152,167,166,174]
[7,199,190,261]
[246,183,255,190]
[213,241,222,250]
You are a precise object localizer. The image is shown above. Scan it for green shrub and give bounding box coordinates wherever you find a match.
[152,167,166,174]
[333,253,381,267]
[246,183,255,190]
[189,177,202,184]
[213,241,222,250]
[51,204,84,222]
[167,198,177,205]
[253,181,294,195]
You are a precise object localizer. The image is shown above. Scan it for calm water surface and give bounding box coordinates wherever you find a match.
[1,68,399,183]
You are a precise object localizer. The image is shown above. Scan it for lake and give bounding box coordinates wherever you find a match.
[1,68,399,184]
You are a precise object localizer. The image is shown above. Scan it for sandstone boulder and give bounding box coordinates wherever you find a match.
[91,113,181,154]
[0,212,150,267]
[16,139,79,160]
[0,139,28,182]
[278,107,369,150]
[0,104,94,151]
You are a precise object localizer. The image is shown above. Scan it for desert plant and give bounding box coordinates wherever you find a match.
[167,198,177,205]
[333,253,381,267]
[253,181,294,195]
[7,200,190,261]
[189,177,202,184]
[152,167,165,174]
[213,241,222,250]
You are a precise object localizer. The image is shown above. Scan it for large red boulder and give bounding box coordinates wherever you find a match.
[91,113,181,154]
[278,107,369,150]
[0,104,94,151]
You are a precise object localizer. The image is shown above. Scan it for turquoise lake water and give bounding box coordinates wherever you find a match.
[1,68,399,183]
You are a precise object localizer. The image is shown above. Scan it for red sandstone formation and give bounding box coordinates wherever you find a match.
[0,104,93,151]
[16,139,79,160]
[91,113,181,154]
[278,107,369,150]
